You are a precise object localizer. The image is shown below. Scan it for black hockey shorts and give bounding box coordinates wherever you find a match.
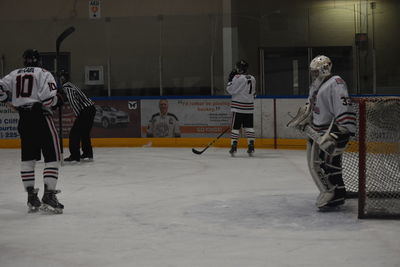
[231,112,254,130]
[17,104,61,162]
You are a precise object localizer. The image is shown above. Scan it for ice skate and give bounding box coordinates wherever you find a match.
[80,153,93,162]
[64,156,80,164]
[41,186,64,214]
[247,140,255,157]
[317,198,345,212]
[229,141,237,157]
[27,187,41,213]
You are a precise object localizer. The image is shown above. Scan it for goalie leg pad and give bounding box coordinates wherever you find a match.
[324,155,346,206]
[307,140,336,207]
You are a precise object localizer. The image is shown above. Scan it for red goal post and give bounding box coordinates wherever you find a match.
[343,96,400,219]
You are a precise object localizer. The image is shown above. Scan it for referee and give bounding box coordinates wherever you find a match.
[60,71,96,163]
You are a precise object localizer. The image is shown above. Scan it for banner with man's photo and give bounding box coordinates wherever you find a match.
[141,99,232,137]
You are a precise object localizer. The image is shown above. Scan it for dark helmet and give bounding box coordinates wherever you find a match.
[23,49,41,67]
[59,70,70,83]
[235,60,249,74]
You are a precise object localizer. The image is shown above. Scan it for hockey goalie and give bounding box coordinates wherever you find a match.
[287,55,356,210]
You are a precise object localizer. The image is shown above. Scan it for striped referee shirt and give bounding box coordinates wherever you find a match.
[62,82,94,116]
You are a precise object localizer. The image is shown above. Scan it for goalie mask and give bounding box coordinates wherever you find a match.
[23,49,41,67]
[235,60,249,74]
[310,55,332,81]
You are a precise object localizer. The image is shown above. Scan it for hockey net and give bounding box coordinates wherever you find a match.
[343,97,400,219]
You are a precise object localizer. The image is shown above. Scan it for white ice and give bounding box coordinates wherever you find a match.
[0,147,399,267]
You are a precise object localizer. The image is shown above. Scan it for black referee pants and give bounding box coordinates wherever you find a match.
[68,105,96,160]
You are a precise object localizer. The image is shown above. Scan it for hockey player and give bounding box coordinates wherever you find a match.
[0,49,64,213]
[146,99,181,138]
[287,55,356,210]
[226,60,256,156]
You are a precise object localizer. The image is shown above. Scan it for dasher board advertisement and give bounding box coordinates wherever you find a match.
[141,99,231,138]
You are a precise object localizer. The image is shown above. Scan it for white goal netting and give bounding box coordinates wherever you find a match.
[343,97,400,219]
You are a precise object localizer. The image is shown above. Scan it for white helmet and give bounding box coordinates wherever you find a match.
[310,55,332,80]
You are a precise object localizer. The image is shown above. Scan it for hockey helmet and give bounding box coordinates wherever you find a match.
[59,70,70,84]
[235,60,249,74]
[23,49,41,67]
[309,55,332,80]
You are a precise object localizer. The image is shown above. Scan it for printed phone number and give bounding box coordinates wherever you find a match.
[0,132,19,138]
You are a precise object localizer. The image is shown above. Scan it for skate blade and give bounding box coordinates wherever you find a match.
[248,152,254,157]
[64,161,81,165]
[28,205,41,213]
[40,204,63,214]
[318,205,343,212]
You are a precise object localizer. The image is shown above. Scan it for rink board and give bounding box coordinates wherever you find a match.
[0,138,307,150]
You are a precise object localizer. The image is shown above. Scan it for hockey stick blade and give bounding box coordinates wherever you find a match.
[191,127,230,155]
[192,148,204,155]
[56,26,75,51]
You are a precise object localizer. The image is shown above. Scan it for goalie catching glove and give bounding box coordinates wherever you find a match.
[286,103,312,130]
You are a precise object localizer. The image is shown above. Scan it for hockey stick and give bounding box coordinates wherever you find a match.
[55,26,75,164]
[192,127,230,155]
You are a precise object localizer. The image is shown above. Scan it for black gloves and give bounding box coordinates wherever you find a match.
[53,93,65,109]
[228,69,238,82]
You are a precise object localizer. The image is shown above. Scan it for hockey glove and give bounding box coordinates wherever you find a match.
[0,85,10,103]
[228,69,238,82]
[286,103,312,131]
[52,93,65,109]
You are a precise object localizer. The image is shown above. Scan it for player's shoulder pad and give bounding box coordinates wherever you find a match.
[151,112,161,119]
[333,76,345,85]
[167,113,179,120]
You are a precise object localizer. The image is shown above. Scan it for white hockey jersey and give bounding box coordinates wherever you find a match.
[226,74,256,114]
[147,112,181,137]
[0,67,58,108]
[308,75,356,134]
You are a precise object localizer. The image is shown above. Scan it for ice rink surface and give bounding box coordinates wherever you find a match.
[0,147,399,267]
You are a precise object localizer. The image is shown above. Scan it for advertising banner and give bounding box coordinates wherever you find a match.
[91,99,141,138]
[141,99,232,137]
[52,100,141,138]
[52,104,75,138]
[0,103,19,139]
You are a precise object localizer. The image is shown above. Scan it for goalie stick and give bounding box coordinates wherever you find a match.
[192,127,230,155]
[55,26,75,164]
